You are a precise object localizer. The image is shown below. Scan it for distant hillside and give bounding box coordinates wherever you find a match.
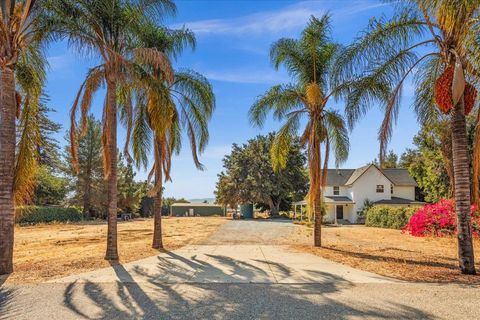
[188,198,215,204]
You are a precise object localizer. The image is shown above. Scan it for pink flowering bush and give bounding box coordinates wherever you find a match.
[403,199,480,238]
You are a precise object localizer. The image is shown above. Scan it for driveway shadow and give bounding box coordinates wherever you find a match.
[57,250,435,319]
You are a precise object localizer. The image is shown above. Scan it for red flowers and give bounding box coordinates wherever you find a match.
[403,199,480,238]
[434,66,477,115]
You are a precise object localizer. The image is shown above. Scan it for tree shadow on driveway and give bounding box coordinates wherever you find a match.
[56,251,435,319]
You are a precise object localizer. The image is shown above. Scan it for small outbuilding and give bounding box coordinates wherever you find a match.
[170,202,224,217]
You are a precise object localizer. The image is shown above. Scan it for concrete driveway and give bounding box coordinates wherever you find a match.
[1,220,479,319]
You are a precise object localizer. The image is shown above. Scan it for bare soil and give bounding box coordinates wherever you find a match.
[289,224,480,283]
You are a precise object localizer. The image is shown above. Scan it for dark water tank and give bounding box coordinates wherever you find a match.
[240,203,254,219]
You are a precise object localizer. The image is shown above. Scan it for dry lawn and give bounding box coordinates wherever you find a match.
[7,217,227,284]
[289,224,480,283]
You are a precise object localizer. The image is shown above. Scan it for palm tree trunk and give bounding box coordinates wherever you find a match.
[104,78,119,261]
[313,191,322,247]
[451,97,476,275]
[152,165,163,249]
[0,67,16,275]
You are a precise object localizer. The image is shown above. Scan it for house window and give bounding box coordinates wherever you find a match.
[391,184,394,194]
[333,186,340,195]
[376,185,384,193]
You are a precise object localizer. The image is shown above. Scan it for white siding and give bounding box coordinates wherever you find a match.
[350,166,392,220]
[324,186,349,196]
[393,186,415,200]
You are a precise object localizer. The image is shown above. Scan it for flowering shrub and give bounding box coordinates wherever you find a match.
[403,199,480,237]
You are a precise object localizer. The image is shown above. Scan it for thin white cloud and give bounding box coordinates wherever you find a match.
[47,54,74,71]
[174,1,388,36]
[203,69,289,84]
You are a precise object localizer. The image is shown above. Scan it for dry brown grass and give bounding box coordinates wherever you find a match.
[289,224,480,283]
[8,217,227,284]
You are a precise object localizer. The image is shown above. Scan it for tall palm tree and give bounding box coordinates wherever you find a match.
[45,0,176,260]
[249,15,349,247]
[333,0,480,274]
[0,0,48,275]
[130,69,214,249]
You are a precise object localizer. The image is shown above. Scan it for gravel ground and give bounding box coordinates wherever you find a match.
[201,219,300,245]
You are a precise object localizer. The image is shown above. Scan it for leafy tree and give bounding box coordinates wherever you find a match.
[46,0,177,261]
[383,150,399,169]
[130,68,214,249]
[32,166,67,206]
[64,116,106,219]
[334,0,480,273]
[117,155,143,215]
[249,15,349,246]
[215,134,308,216]
[0,0,50,274]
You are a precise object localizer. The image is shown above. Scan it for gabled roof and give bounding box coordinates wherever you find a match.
[326,165,417,186]
[345,165,372,185]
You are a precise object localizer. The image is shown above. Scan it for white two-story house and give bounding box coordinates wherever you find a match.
[294,164,422,223]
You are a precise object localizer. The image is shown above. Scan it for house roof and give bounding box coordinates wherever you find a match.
[374,197,423,205]
[345,165,372,185]
[382,169,417,186]
[293,196,354,206]
[171,202,222,208]
[326,165,417,186]
[325,196,354,203]
[326,169,355,186]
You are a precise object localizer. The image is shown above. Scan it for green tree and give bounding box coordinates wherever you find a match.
[249,15,349,246]
[46,0,177,260]
[117,155,142,215]
[130,68,214,249]
[32,166,67,206]
[334,0,480,274]
[31,101,65,205]
[215,173,240,212]
[215,134,309,216]
[0,0,49,274]
[64,116,105,219]
[383,150,399,169]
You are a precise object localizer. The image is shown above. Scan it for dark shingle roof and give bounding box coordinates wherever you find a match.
[324,196,354,203]
[382,169,417,186]
[326,169,355,185]
[326,166,417,186]
[374,197,423,205]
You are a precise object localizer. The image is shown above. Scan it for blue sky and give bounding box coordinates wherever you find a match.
[44,0,419,199]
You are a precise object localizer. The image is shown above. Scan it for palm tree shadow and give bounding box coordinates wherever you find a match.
[0,275,20,320]
[59,250,436,319]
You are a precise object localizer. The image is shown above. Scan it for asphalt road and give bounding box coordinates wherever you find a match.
[1,220,479,320]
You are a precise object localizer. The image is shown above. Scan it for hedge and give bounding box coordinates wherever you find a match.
[16,206,83,224]
[365,206,418,229]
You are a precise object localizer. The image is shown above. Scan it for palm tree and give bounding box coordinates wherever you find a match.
[130,69,214,249]
[45,0,177,260]
[0,0,48,275]
[333,0,479,274]
[249,15,349,247]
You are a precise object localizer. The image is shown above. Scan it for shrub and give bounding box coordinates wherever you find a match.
[16,206,83,224]
[365,206,416,229]
[403,199,480,237]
